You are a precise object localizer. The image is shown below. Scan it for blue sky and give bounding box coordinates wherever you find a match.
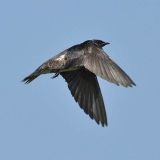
[0,0,160,159]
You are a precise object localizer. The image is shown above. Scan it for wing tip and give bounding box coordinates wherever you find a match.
[126,80,136,88]
[95,119,108,127]
[101,121,108,127]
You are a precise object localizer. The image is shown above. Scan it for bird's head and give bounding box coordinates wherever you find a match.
[92,39,110,48]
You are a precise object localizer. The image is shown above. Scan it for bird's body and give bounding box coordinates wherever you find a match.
[23,39,135,126]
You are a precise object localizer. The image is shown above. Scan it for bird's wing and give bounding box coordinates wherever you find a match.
[61,68,107,126]
[83,47,136,87]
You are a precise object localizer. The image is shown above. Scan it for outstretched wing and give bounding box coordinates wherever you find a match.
[61,68,107,126]
[84,47,136,87]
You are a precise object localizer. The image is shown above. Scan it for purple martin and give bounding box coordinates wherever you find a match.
[23,39,135,127]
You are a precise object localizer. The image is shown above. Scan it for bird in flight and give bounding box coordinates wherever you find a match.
[23,39,135,127]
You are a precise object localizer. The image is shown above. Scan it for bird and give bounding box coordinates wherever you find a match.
[23,39,136,127]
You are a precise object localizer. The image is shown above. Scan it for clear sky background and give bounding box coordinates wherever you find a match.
[0,0,160,160]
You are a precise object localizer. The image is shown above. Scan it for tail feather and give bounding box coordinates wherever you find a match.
[22,72,39,84]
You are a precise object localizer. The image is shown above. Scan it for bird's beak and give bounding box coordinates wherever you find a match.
[104,42,110,45]
[102,42,110,47]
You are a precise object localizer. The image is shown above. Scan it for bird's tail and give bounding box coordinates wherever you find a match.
[22,71,40,84]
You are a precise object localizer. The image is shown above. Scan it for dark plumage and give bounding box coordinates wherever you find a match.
[23,39,136,127]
